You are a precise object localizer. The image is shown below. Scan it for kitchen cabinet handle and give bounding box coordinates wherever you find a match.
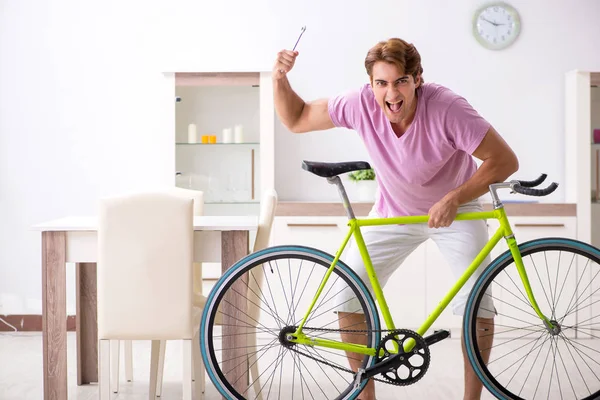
[514,223,565,227]
[287,223,339,227]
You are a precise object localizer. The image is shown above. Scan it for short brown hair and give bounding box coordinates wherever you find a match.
[365,38,424,85]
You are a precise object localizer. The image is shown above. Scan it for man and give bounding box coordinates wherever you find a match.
[272,37,519,400]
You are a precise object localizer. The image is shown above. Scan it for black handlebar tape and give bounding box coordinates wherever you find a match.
[516,174,547,188]
[512,182,558,197]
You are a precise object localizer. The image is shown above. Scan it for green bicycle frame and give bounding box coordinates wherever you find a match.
[290,206,553,357]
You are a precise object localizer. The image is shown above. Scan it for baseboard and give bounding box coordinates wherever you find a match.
[0,315,76,332]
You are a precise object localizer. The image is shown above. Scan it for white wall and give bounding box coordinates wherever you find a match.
[1,0,600,314]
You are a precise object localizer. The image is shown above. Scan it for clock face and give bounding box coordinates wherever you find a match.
[473,3,521,50]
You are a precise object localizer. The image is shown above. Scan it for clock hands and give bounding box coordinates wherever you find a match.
[481,17,496,26]
[481,17,505,27]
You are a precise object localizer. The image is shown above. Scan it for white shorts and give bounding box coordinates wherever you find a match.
[336,200,496,319]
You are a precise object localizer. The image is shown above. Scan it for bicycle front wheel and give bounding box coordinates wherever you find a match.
[200,245,381,400]
[464,238,600,400]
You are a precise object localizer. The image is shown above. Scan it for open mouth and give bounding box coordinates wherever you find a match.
[386,100,403,113]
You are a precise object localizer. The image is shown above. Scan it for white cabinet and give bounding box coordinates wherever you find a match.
[165,71,275,216]
[565,70,600,247]
[589,206,600,332]
[487,216,577,280]
[487,216,577,251]
[270,216,350,257]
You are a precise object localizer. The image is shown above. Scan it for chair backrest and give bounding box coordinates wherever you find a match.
[167,187,204,216]
[97,192,194,340]
[246,189,278,322]
[166,187,205,296]
[253,188,278,252]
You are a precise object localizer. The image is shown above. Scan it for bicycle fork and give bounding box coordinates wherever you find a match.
[494,203,556,335]
[504,229,555,330]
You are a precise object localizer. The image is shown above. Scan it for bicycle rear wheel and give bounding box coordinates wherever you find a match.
[200,245,381,400]
[464,238,600,400]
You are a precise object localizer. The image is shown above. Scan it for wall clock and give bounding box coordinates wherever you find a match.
[473,2,521,50]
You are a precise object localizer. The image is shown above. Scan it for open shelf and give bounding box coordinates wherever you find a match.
[176,142,260,146]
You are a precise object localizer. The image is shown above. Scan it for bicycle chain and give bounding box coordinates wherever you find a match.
[286,326,410,386]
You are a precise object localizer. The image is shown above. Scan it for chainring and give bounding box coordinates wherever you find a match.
[375,329,431,386]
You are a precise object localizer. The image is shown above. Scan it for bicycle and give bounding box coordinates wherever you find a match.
[200,160,600,400]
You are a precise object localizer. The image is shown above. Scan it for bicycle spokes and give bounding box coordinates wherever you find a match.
[202,249,380,400]
[467,242,600,399]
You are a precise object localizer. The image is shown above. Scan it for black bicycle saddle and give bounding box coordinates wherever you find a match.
[302,160,372,178]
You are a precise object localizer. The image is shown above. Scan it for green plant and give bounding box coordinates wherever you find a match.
[348,168,375,181]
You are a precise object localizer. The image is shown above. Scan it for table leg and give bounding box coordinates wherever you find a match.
[221,230,249,398]
[42,231,68,400]
[76,263,98,385]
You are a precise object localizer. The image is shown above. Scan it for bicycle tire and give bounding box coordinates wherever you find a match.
[464,238,600,400]
[200,245,382,400]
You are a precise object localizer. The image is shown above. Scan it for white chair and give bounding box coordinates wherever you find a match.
[97,192,195,400]
[153,188,278,399]
[110,188,205,397]
[245,188,278,398]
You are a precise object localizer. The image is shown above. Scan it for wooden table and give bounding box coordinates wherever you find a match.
[33,215,258,400]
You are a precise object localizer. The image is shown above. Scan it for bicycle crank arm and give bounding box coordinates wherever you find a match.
[424,329,450,346]
[361,352,406,380]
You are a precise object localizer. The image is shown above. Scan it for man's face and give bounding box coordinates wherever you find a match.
[371,61,420,125]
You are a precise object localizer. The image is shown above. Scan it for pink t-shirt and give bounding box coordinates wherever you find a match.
[328,82,490,218]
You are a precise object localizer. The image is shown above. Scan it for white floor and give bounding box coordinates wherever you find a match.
[0,332,500,400]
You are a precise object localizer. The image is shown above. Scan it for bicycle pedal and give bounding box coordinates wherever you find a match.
[424,329,450,346]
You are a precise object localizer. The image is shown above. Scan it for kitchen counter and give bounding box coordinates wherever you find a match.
[276,202,576,217]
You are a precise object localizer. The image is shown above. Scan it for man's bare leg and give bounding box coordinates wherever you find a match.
[463,317,494,400]
[338,312,376,400]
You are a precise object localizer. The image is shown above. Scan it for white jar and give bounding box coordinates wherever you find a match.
[188,123,197,143]
[222,128,233,143]
[234,124,244,143]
